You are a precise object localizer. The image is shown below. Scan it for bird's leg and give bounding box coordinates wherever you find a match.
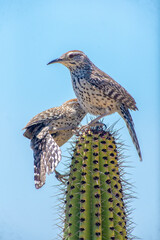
[88,113,108,126]
[55,170,69,183]
[76,113,108,133]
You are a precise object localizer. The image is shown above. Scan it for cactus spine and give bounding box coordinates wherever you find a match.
[63,126,129,240]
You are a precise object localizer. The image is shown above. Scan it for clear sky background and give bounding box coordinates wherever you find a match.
[0,0,159,239]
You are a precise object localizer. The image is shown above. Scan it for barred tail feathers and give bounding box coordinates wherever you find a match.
[118,104,142,161]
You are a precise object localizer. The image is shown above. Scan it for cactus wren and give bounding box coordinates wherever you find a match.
[47,50,142,161]
[23,98,86,189]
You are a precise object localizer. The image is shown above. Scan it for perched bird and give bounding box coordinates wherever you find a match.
[47,50,142,161]
[23,98,86,189]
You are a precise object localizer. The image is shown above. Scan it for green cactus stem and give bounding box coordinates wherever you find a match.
[63,126,130,240]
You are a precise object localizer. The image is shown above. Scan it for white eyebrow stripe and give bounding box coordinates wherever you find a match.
[68,52,75,55]
[66,101,76,105]
[68,52,81,56]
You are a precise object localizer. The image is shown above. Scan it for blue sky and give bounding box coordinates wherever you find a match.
[0,0,159,239]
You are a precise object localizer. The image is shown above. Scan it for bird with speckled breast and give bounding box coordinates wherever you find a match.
[23,98,86,189]
[47,50,142,161]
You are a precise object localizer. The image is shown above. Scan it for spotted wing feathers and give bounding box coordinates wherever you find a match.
[31,129,61,189]
[90,69,138,111]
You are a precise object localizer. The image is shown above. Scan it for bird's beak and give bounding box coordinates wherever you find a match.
[47,58,62,65]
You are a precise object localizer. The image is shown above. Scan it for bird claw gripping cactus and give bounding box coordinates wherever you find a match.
[62,125,134,240]
[55,170,69,183]
[77,122,106,133]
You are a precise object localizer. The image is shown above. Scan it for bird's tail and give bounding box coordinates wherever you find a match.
[31,128,61,189]
[118,104,142,161]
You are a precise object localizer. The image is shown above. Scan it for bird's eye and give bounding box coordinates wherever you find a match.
[68,53,75,59]
[68,53,81,59]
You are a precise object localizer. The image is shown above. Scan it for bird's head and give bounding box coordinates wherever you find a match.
[63,98,85,112]
[62,98,86,117]
[47,50,90,69]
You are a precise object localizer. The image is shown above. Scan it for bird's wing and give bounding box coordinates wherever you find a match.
[90,68,138,111]
[23,107,63,130]
[31,129,61,189]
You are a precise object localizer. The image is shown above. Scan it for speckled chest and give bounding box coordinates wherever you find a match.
[71,73,117,116]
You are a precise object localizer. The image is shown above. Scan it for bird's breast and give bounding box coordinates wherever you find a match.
[71,75,117,116]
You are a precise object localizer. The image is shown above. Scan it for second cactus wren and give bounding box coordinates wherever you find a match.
[47,50,142,161]
[23,98,86,189]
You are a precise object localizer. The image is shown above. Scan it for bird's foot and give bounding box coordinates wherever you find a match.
[55,170,69,183]
[77,121,105,133]
[88,121,105,128]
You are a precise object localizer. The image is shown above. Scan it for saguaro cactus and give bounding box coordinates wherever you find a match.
[62,125,133,240]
